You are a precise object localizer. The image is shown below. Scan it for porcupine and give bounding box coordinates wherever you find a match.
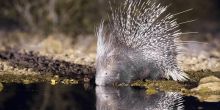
[95,0,189,85]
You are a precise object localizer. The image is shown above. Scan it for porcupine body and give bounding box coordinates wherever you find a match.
[96,0,189,85]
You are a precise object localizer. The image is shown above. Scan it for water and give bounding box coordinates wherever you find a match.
[0,83,219,110]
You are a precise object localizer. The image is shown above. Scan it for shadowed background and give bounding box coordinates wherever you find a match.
[0,0,219,38]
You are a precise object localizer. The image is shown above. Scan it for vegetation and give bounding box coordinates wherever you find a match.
[0,0,108,35]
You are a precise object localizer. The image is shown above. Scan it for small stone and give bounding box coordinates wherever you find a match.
[83,77,90,83]
[61,79,78,85]
[61,79,69,84]
[146,87,158,95]
[181,88,187,93]
[69,79,78,84]
[118,83,129,86]
[51,79,57,85]
[53,75,59,80]
[22,79,31,84]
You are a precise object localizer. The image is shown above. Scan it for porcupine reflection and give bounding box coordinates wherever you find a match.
[96,87,184,110]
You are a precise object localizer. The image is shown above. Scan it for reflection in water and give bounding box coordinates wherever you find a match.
[96,86,184,110]
[0,84,96,110]
[0,84,219,110]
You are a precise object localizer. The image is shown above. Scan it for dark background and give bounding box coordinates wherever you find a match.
[0,0,220,39]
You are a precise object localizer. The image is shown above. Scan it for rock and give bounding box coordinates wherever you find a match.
[192,82,220,92]
[191,78,220,102]
[199,76,220,84]
[191,76,220,93]
[195,95,220,102]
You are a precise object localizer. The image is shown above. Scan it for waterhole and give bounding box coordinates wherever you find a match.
[0,83,219,110]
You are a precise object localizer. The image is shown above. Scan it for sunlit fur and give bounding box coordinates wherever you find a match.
[96,0,189,85]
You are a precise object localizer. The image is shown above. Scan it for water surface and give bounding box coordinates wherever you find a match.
[0,84,219,110]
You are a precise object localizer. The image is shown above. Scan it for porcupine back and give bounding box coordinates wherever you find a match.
[96,0,189,83]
